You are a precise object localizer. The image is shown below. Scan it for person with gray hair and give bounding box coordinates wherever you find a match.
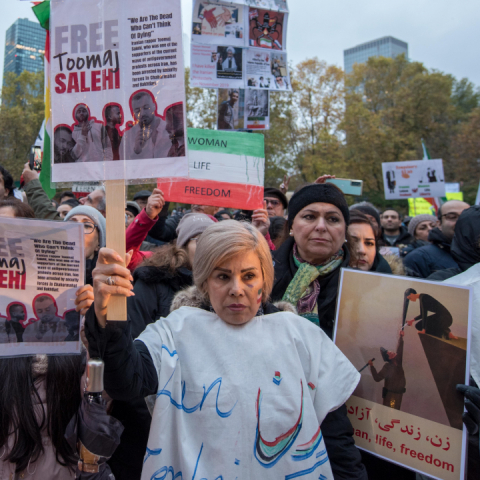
[218,89,239,130]
[84,220,366,480]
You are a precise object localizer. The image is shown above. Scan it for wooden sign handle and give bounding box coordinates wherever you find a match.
[105,179,127,321]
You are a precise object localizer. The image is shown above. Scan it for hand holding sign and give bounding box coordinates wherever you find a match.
[75,285,94,316]
[93,248,134,327]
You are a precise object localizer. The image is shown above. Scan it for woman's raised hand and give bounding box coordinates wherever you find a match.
[92,248,134,327]
[75,285,94,316]
[252,200,270,237]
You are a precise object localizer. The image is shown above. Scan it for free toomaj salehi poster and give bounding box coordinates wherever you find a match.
[50,0,188,183]
[334,269,472,480]
[0,217,84,357]
[157,128,264,210]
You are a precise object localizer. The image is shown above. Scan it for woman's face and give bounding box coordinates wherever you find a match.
[348,223,376,271]
[292,203,346,264]
[206,250,264,326]
[125,210,136,228]
[57,203,73,219]
[415,220,436,242]
[68,214,99,259]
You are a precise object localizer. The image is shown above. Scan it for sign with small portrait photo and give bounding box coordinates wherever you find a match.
[50,0,188,183]
[0,217,84,357]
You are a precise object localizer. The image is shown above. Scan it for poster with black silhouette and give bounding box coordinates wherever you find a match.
[0,217,84,356]
[50,0,188,183]
[382,160,446,200]
[334,269,471,480]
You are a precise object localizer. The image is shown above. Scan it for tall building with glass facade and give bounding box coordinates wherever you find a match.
[3,18,46,78]
[344,36,408,74]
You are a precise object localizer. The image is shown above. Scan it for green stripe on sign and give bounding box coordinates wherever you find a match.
[187,128,264,157]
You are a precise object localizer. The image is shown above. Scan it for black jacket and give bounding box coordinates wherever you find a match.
[428,206,480,281]
[127,265,192,338]
[271,237,350,339]
[379,225,413,248]
[404,228,458,278]
[85,300,367,480]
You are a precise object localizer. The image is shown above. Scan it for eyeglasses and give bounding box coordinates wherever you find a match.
[265,199,281,207]
[82,222,97,234]
[441,213,460,221]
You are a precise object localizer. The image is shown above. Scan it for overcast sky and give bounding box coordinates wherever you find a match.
[2,0,479,90]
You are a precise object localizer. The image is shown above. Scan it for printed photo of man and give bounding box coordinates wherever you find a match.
[217,46,243,80]
[218,89,240,130]
[222,46,237,71]
[5,302,27,342]
[165,104,185,157]
[72,103,109,162]
[23,295,67,343]
[122,91,172,160]
[53,126,79,164]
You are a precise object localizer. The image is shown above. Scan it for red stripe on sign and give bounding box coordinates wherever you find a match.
[157,179,264,210]
[246,124,266,129]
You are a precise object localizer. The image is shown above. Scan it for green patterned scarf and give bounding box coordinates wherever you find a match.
[282,245,344,325]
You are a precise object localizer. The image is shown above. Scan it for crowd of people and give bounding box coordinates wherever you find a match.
[0,162,479,479]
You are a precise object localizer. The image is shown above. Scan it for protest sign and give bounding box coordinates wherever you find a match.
[246,49,291,90]
[0,217,84,356]
[191,44,245,89]
[334,269,471,480]
[190,0,290,90]
[382,160,446,200]
[157,128,264,209]
[192,0,246,47]
[50,0,188,183]
[217,88,269,130]
[408,193,464,217]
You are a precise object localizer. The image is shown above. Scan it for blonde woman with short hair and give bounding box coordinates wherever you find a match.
[85,220,364,480]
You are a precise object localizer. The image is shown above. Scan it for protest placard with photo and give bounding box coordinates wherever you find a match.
[157,128,264,210]
[334,269,471,480]
[246,49,291,90]
[217,88,269,130]
[192,0,246,47]
[248,8,286,50]
[382,160,446,200]
[50,0,188,183]
[0,217,84,357]
[191,44,246,89]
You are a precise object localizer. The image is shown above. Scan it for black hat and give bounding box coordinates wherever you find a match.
[126,201,141,216]
[380,347,390,363]
[349,203,381,227]
[264,187,288,209]
[287,183,349,227]
[133,190,152,201]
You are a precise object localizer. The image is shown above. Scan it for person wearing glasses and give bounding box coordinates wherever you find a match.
[263,187,288,217]
[404,200,470,278]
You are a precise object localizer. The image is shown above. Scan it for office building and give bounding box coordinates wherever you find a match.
[344,36,408,74]
[3,18,46,78]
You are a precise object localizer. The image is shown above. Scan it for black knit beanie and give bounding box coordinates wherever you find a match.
[287,184,350,227]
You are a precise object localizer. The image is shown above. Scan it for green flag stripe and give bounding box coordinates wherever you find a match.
[33,1,50,30]
[187,128,264,157]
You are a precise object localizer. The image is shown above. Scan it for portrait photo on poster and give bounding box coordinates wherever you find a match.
[0,217,85,357]
[216,46,244,80]
[50,0,188,182]
[248,8,286,50]
[192,0,245,47]
[217,88,245,130]
[334,269,471,479]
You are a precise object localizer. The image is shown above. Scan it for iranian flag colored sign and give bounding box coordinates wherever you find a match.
[157,128,264,210]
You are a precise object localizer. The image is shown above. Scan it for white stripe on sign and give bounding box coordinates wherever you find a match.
[188,150,264,186]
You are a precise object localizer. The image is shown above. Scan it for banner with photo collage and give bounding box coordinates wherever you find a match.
[190,0,291,98]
